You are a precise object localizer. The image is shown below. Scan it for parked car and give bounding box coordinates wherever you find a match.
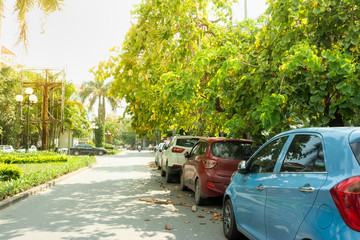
[181,137,256,205]
[16,145,37,152]
[223,127,360,240]
[70,144,107,156]
[160,136,203,183]
[0,145,14,153]
[154,142,166,167]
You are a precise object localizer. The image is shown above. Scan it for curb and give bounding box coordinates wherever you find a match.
[0,163,97,211]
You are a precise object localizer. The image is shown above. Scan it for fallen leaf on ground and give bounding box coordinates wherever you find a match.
[176,194,184,198]
[144,219,149,221]
[197,215,205,218]
[174,208,179,212]
[192,205,197,212]
[211,216,218,221]
[200,222,206,225]
[165,224,172,230]
[178,201,186,205]
[185,221,190,224]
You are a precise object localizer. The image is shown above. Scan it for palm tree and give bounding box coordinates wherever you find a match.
[0,0,64,46]
[79,78,118,125]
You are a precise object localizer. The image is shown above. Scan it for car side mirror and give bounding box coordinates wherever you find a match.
[238,160,247,174]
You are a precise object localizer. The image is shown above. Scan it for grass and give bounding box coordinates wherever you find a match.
[0,155,96,200]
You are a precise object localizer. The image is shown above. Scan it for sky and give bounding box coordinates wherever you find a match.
[2,0,267,86]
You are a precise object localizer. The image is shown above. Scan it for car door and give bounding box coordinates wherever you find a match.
[265,134,327,240]
[183,142,201,191]
[232,136,289,240]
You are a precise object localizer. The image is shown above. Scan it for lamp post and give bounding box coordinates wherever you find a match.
[15,87,38,152]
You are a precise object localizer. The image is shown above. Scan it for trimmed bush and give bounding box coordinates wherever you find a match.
[0,156,96,199]
[0,164,23,182]
[0,152,68,164]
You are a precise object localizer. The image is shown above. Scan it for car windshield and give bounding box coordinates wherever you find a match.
[211,142,255,160]
[176,138,200,147]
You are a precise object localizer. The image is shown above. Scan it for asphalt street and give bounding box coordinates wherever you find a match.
[0,150,226,240]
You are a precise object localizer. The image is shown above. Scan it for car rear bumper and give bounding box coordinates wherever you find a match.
[200,170,232,197]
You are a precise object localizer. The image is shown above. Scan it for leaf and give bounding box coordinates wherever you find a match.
[165,224,172,230]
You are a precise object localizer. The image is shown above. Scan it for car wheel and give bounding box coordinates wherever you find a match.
[161,167,166,177]
[180,171,187,191]
[74,151,80,156]
[195,178,206,206]
[98,151,104,156]
[223,199,242,240]
[165,165,173,183]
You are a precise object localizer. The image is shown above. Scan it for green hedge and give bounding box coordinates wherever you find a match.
[0,156,96,200]
[0,152,68,164]
[0,164,23,182]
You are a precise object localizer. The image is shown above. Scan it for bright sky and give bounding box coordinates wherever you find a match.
[2,0,267,86]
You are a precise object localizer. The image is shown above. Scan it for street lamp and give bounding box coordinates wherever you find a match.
[15,87,38,152]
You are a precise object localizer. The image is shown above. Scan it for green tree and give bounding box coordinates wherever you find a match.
[94,121,104,147]
[103,0,360,143]
[79,63,118,125]
[0,67,22,145]
[105,0,235,137]
[63,83,91,140]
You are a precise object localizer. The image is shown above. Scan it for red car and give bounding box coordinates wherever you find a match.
[181,137,256,205]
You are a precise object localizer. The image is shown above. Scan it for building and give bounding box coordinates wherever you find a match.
[0,45,16,67]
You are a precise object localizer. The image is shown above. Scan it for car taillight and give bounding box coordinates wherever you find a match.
[205,160,217,168]
[172,147,185,153]
[207,182,215,189]
[330,176,360,232]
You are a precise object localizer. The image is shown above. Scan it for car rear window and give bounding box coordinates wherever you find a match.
[210,142,255,160]
[350,142,360,165]
[176,138,200,147]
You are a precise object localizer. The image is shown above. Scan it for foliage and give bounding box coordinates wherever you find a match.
[119,131,137,146]
[0,164,23,182]
[101,0,360,143]
[104,143,114,149]
[79,66,118,124]
[0,156,96,199]
[64,83,91,139]
[94,121,105,147]
[0,152,68,164]
[10,0,64,46]
[0,67,23,145]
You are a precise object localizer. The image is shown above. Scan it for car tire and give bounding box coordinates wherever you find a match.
[165,165,172,183]
[223,199,242,240]
[98,151,104,156]
[180,171,187,191]
[74,151,80,156]
[195,178,206,206]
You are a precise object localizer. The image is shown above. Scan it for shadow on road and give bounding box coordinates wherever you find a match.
[0,151,226,240]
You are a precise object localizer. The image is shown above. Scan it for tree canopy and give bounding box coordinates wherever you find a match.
[103,0,360,142]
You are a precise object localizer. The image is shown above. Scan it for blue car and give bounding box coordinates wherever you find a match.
[223,127,360,240]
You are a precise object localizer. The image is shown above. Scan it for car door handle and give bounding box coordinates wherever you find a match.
[256,184,264,191]
[298,186,315,193]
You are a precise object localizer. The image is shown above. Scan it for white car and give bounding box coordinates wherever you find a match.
[0,145,14,153]
[16,145,37,152]
[160,136,203,183]
[154,143,166,167]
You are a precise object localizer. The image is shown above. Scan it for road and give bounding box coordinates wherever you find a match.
[0,150,226,240]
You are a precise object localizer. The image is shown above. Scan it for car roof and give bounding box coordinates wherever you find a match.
[199,137,253,144]
[275,127,360,139]
[172,135,204,139]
